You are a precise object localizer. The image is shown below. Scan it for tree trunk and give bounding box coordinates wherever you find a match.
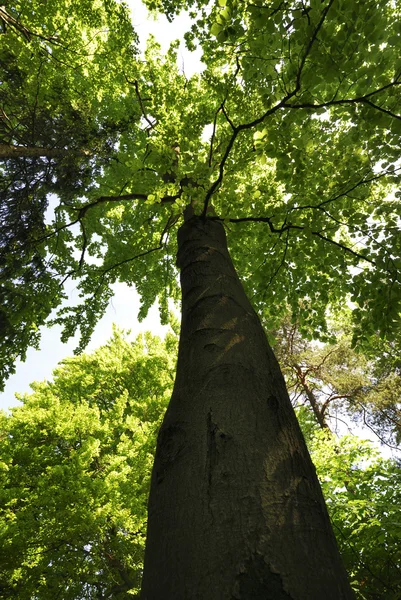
[141,215,354,600]
[294,364,330,430]
[0,144,90,160]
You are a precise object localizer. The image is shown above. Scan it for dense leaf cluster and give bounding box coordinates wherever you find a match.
[0,329,176,599]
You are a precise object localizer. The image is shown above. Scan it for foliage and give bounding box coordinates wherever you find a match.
[0,328,177,599]
[299,408,401,599]
[3,2,401,594]
[2,0,401,390]
[0,0,140,387]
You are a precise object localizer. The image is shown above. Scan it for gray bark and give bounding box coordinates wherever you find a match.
[141,215,354,600]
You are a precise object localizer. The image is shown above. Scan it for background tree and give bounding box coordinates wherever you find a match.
[0,328,177,599]
[0,0,140,386]
[272,314,401,444]
[298,408,401,600]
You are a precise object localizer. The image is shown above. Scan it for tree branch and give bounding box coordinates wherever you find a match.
[290,166,401,212]
[294,0,335,93]
[125,76,157,131]
[208,103,224,168]
[38,190,179,245]
[303,346,338,378]
[265,229,290,289]
[95,211,176,282]
[313,230,375,264]
[283,80,401,118]
[201,0,334,218]
[357,401,400,451]
[211,214,376,265]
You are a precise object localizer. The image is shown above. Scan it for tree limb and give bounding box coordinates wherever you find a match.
[211,214,376,265]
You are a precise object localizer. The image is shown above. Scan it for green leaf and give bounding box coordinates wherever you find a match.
[217,29,229,42]
[210,22,223,36]
[0,328,177,597]
[253,129,267,141]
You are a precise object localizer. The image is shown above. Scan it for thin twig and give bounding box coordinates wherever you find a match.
[125,75,157,131]
[208,104,223,167]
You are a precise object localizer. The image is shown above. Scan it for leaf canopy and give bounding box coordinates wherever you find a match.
[1,331,400,598]
[1,0,401,387]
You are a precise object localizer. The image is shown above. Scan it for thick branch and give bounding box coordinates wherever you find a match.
[0,6,31,40]
[0,143,90,160]
[293,364,330,430]
[283,80,401,119]
[212,215,375,265]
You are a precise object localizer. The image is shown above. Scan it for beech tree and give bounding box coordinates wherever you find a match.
[2,0,401,598]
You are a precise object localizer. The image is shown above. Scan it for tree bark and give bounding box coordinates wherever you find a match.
[141,216,354,600]
[293,364,331,430]
[0,144,90,160]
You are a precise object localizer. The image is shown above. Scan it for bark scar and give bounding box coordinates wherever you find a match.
[155,423,186,484]
[206,409,218,490]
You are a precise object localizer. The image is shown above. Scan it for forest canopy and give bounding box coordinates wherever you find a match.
[1,1,401,596]
[1,0,401,389]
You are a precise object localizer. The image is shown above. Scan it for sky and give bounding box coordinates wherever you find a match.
[0,1,202,411]
[130,0,203,73]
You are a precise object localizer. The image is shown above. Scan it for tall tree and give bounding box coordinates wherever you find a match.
[2,0,401,597]
[141,214,352,598]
